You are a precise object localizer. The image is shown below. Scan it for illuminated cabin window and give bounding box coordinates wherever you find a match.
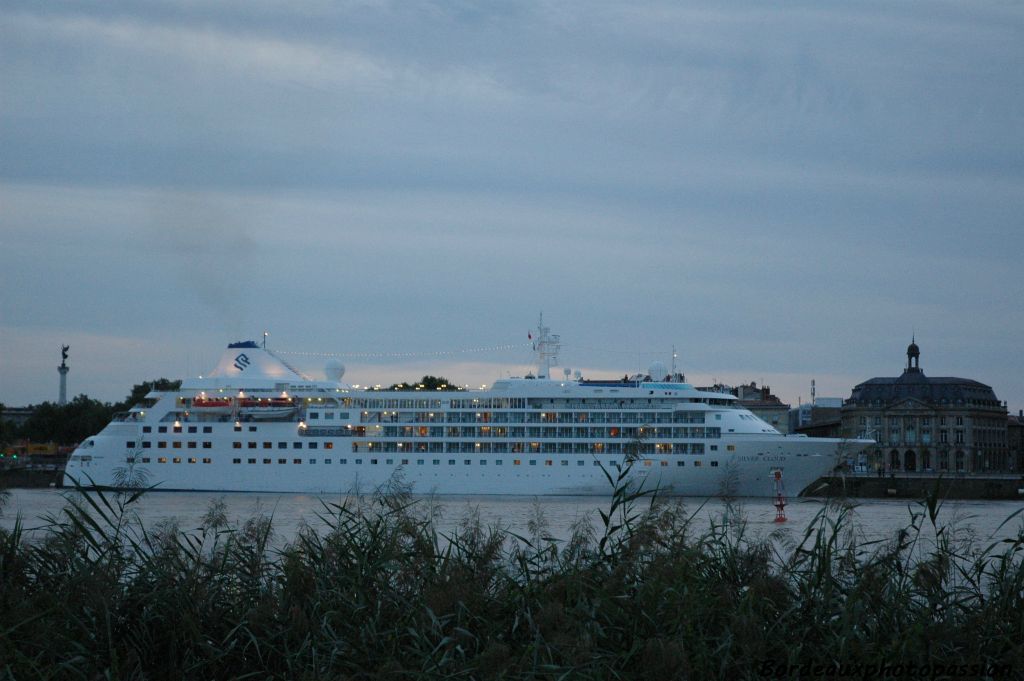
[233,442,241,449]
[172,442,182,449]
[693,461,702,467]
[203,458,212,464]
[157,457,167,463]
[187,457,197,464]
[172,457,181,464]
[263,442,272,449]
[324,442,333,450]
[726,445,735,451]
[203,442,212,449]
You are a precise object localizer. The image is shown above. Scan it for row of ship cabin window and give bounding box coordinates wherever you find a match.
[128,441,725,454]
[126,456,720,468]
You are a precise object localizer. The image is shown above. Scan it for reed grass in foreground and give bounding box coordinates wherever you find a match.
[0,467,1022,680]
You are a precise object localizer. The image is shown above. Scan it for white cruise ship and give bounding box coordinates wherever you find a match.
[65,321,870,497]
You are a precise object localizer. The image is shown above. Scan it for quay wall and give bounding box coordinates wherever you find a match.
[0,468,63,489]
[804,474,1024,500]
[5,466,1024,500]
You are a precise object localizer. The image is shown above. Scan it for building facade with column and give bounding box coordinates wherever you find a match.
[840,340,1010,474]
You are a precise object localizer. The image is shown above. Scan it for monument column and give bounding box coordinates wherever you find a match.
[58,345,70,405]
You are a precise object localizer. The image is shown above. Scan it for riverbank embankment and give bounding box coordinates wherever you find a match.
[5,467,1024,500]
[806,473,1024,500]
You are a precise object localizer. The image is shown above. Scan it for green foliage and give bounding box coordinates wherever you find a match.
[0,404,16,445]
[0,469,1022,679]
[17,395,115,446]
[384,375,463,391]
[112,378,182,412]
[3,379,180,446]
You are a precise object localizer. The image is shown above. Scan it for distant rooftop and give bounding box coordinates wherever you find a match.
[846,340,1002,408]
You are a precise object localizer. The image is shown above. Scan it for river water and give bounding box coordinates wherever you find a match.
[3,488,1023,553]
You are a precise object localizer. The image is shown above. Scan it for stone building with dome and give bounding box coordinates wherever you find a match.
[840,340,1010,474]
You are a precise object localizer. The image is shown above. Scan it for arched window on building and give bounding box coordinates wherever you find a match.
[921,449,931,471]
[904,449,916,472]
[955,450,965,472]
[890,449,900,470]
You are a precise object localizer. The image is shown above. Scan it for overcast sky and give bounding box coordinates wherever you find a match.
[2,0,1022,412]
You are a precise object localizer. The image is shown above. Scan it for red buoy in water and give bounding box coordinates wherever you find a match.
[772,469,787,523]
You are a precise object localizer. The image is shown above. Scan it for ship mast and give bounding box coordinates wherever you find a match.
[534,313,560,379]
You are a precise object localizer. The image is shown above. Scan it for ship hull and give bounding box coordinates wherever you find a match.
[65,431,860,498]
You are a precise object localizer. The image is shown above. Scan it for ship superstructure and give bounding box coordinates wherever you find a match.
[65,322,870,497]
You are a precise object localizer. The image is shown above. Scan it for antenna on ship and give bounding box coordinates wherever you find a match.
[534,313,560,379]
[263,331,269,349]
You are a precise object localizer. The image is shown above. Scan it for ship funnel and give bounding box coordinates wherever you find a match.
[207,341,301,380]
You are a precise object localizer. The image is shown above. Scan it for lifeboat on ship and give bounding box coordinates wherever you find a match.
[190,396,235,415]
[237,396,297,419]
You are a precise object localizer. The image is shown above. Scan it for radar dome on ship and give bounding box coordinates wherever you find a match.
[325,359,345,381]
[648,361,668,381]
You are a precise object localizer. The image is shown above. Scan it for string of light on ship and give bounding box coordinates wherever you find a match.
[273,343,673,360]
[273,343,531,359]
